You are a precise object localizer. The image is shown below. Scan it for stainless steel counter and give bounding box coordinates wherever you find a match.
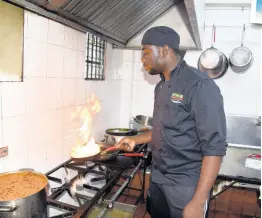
[219,145,260,180]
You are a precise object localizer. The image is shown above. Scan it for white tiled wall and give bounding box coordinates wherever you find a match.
[0,11,122,173]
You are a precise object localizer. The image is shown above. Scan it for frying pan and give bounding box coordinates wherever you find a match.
[105,127,150,144]
[229,24,253,73]
[71,147,144,162]
[71,148,120,162]
[198,25,229,79]
[105,127,149,136]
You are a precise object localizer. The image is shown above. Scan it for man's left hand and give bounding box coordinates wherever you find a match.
[183,199,205,218]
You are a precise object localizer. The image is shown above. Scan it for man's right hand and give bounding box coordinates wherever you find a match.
[115,137,136,152]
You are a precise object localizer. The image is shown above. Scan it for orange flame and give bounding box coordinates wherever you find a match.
[70,94,101,159]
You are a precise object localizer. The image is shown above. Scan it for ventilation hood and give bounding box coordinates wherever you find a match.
[6,0,204,50]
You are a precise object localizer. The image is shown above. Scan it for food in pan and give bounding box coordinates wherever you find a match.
[71,138,101,159]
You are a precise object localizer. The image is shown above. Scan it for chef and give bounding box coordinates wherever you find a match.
[116,26,227,218]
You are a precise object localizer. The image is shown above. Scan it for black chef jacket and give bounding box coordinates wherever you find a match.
[150,60,227,187]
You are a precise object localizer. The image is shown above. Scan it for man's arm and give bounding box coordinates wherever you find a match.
[191,156,222,205]
[116,130,152,151]
[130,130,152,144]
[190,79,227,205]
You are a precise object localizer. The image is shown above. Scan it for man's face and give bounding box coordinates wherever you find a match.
[141,45,161,75]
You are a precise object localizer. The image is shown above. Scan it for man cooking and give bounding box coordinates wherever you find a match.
[115,26,227,218]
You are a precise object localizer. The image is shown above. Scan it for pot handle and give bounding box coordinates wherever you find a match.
[0,205,17,212]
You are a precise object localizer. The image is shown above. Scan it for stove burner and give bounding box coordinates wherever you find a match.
[90,174,110,182]
[51,182,73,197]
[45,143,148,218]
[85,161,95,168]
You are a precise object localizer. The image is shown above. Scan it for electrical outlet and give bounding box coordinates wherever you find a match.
[0,146,8,158]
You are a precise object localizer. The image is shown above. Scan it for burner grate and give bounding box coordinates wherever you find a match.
[94,156,134,168]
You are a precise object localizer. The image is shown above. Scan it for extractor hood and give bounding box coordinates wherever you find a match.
[6,0,204,50]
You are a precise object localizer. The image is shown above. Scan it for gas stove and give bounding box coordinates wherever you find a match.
[45,144,148,218]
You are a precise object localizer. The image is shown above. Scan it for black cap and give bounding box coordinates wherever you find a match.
[141,26,180,50]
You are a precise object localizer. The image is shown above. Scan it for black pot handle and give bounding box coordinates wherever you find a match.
[0,205,17,212]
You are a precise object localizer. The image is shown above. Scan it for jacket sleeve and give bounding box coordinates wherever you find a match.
[190,79,227,156]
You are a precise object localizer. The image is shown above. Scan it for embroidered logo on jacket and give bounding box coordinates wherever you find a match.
[170,93,183,104]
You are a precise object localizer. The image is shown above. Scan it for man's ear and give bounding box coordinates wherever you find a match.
[162,45,169,58]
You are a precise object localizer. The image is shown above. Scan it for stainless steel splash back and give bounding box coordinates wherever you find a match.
[24,0,180,45]
[226,115,261,147]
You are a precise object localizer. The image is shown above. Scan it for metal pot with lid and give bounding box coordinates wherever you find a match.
[0,169,48,218]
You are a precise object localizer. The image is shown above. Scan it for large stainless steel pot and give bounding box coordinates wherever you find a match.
[0,170,48,218]
[130,115,153,130]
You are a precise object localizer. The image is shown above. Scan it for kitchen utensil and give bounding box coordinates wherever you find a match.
[71,147,121,162]
[130,115,153,130]
[104,127,150,144]
[198,25,228,79]
[229,24,253,73]
[98,152,144,161]
[105,127,149,136]
[134,115,153,126]
[0,170,48,218]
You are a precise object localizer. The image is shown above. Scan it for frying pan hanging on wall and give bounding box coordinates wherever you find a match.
[198,25,229,79]
[229,24,253,73]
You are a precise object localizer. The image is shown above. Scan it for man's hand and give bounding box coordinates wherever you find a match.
[115,137,136,152]
[183,199,204,218]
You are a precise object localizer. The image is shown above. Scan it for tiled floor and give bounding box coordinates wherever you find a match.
[106,169,260,218]
[107,186,261,218]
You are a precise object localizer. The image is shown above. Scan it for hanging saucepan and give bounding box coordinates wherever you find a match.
[229,24,253,73]
[198,25,229,79]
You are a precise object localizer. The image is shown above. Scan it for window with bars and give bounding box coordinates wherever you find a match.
[86,34,105,80]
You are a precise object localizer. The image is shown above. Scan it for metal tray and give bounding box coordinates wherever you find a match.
[86,201,137,218]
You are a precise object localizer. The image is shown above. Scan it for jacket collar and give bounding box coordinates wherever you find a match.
[159,60,186,81]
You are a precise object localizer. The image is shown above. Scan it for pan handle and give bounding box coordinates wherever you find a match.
[241,24,246,47]
[211,24,216,48]
[0,205,17,212]
[121,153,144,157]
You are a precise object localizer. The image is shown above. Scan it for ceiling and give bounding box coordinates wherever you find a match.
[6,0,204,50]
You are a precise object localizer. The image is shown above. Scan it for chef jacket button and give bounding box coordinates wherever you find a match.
[161,170,166,174]
[159,149,162,153]
[154,165,157,170]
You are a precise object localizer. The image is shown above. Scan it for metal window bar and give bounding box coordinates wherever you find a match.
[86,33,105,80]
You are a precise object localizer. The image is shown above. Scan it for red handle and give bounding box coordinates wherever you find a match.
[122,153,144,157]
[103,146,118,153]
